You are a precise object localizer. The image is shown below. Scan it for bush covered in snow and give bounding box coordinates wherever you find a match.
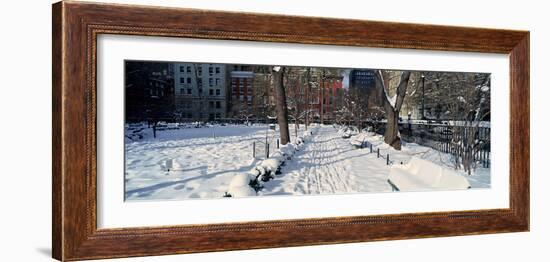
[224,128,315,198]
[226,173,257,197]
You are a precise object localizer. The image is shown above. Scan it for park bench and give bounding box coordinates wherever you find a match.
[155,122,168,131]
[166,123,179,130]
[387,157,471,192]
[340,126,359,139]
[350,133,368,148]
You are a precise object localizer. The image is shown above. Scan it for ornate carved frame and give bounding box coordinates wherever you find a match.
[52,1,529,261]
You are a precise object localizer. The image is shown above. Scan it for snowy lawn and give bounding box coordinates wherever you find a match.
[360,134,490,189]
[124,124,296,201]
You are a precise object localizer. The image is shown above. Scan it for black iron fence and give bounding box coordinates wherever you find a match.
[368,121,491,168]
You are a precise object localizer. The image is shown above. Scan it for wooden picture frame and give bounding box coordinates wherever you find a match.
[52,1,529,261]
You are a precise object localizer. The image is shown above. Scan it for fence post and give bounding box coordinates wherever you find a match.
[377,148,380,158]
[386,154,390,165]
[266,143,270,158]
[277,139,279,149]
[370,144,373,153]
[253,142,256,158]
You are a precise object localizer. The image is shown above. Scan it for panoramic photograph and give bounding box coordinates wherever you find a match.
[124,61,491,201]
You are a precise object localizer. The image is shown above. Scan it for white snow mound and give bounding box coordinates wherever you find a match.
[388,157,471,191]
[261,158,280,172]
[229,173,253,188]
[280,144,296,156]
[227,185,257,197]
[227,173,257,197]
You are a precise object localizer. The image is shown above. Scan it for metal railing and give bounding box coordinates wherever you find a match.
[369,121,491,168]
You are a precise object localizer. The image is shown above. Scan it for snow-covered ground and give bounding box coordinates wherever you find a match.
[359,134,490,189]
[259,126,489,196]
[125,124,490,201]
[124,124,296,201]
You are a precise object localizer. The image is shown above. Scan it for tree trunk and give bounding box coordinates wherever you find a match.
[273,67,290,145]
[384,110,401,150]
[295,119,298,138]
[305,68,311,130]
[374,71,411,150]
[295,74,301,131]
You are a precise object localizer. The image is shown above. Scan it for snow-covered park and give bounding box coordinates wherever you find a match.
[125,124,490,201]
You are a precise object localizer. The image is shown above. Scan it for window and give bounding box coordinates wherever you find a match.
[209,67,213,75]
[215,101,221,109]
[180,78,185,84]
[180,88,185,95]
[187,77,191,84]
[215,67,220,74]
[199,89,203,94]
[197,79,203,88]
[216,89,221,96]
[179,66,185,72]
[209,78,213,87]
[197,67,202,76]
[209,101,214,108]
[209,89,214,95]
[187,66,191,73]
[215,78,220,85]
[187,88,192,95]
[215,113,221,119]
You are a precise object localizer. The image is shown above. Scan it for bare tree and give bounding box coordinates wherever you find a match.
[304,68,312,130]
[445,73,491,174]
[374,70,411,150]
[406,71,491,174]
[273,66,291,145]
[285,67,304,138]
[251,67,275,121]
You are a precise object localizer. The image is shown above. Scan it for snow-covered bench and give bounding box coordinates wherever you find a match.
[388,157,471,191]
[166,123,179,130]
[350,133,368,148]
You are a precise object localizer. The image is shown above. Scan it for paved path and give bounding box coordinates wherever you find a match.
[260,126,392,196]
